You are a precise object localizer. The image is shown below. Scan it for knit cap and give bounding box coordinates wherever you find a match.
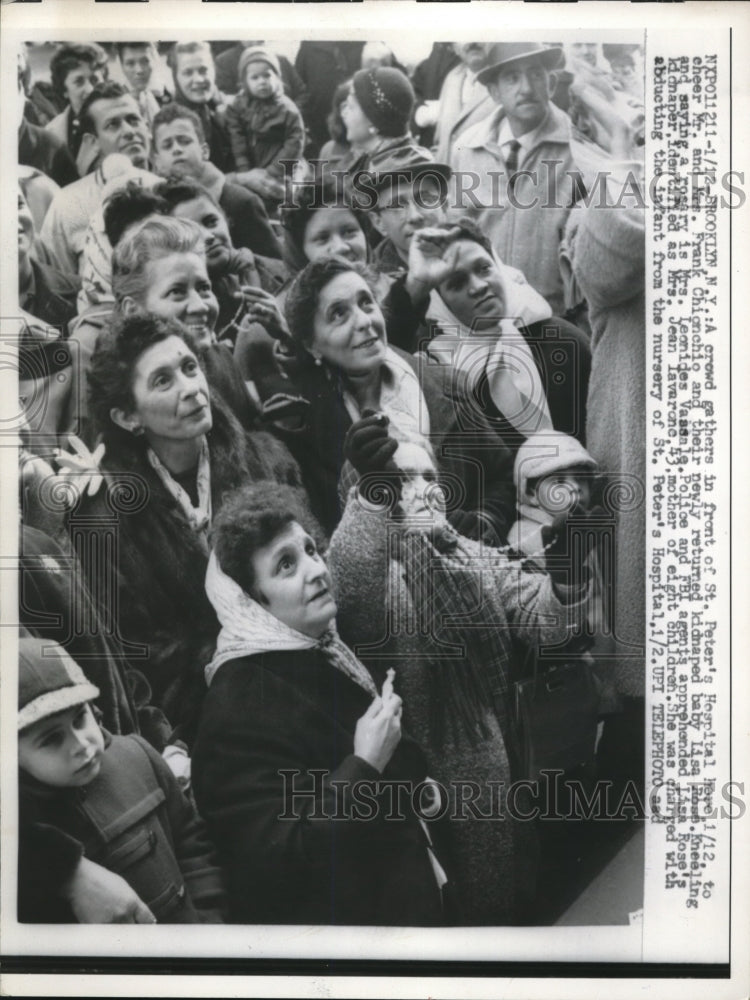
[352,66,415,138]
[514,430,597,498]
[239,47,281,85]
[18,635,99,731]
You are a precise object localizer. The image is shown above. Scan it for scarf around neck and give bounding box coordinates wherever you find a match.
[204,551,379,696]
[147,437,212,543]
[425,262,554,436]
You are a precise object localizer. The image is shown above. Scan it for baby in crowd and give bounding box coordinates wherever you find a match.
[509,430,599,566]
[225,47,305,199]
[17,635,225,923]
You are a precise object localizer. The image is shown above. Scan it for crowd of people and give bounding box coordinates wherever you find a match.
[16,37,646,927]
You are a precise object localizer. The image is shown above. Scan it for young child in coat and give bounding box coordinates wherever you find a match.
[508,430,614,725]
[17,635,226,923]
[508,430,599,565]
[225,48,305,196]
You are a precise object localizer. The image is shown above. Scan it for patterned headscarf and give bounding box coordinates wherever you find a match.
[204,551,378,697]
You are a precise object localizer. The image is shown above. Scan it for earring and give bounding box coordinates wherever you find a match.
[314,357,323,367]
[131,425,144,436]
[368,126,378,135]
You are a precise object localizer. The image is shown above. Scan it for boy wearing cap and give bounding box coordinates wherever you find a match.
[225,47,305,195]
[451,42,582,316]
[17,636,226,923]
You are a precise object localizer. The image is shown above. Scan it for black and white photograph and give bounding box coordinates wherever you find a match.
[1,1,748,997]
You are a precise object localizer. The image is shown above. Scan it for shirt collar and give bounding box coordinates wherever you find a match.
[498,107,551,153]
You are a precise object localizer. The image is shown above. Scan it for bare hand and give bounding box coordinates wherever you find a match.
[236,286,291,343]
[405,227,464,299]
[63,856,156,924]
[354,694,402,773]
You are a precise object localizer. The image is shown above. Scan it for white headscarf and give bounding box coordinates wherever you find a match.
[424,252,554,437]
[204,551,378,696]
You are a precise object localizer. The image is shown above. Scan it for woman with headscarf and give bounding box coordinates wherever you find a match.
[399,218,592,456]
[192,481,447,925]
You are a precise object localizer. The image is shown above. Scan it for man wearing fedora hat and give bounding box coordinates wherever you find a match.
[451,42,582,316]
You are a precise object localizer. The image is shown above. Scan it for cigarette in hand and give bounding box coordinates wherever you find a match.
[382,668,396,701]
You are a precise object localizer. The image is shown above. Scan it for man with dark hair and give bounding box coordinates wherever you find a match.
[451,42,581,315]
[116,42,169,127]
[102,182,168,249]
[40,82,151,275]
[151,103,281,259]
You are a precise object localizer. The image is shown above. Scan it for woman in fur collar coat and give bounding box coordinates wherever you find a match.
[70,313,302,748]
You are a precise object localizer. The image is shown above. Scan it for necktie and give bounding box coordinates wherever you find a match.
[505,139,522,196]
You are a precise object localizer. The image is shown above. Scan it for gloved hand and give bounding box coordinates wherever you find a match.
[344,409,398,476]
[542,504,601,592]
[447,508,499,545]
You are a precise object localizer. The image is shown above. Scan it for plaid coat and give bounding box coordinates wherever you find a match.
[328,494,588,924]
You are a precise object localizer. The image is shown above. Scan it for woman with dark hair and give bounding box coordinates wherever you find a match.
[72,313,297,746]
[279,174,374,278]
[318,80,357,175]
[278,256,515,539]
[192,481,447,925]
[113,213,299,464]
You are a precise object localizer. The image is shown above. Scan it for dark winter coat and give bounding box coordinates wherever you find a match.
[19,525,140,739]
[192,648,445,926]
[386,306,592,450]
[19,732,226,923]
[18,117,78,189]
[225,91,305,178]
[294,41,365,153]
[455,316,592,452]
[173,92,235,174]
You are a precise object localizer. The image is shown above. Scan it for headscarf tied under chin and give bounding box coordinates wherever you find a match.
[424,252,554,437]
[203,551,378,696]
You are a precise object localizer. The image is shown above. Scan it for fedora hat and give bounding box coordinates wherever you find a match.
[477,42,563,86]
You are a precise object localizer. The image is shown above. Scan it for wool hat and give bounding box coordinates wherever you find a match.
[477,42,563,86]
[18,635,99,731]
[352,66,415,138]
[238,47,281,85]
[514,430,597,498]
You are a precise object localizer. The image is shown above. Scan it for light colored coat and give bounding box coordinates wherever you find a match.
[562,177,645,697]
[433,63,495,166]
[450,102,578,316]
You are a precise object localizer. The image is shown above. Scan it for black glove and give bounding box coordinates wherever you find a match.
[447,508,500,545]
[344,410,399,476]
[542,504,600,592]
